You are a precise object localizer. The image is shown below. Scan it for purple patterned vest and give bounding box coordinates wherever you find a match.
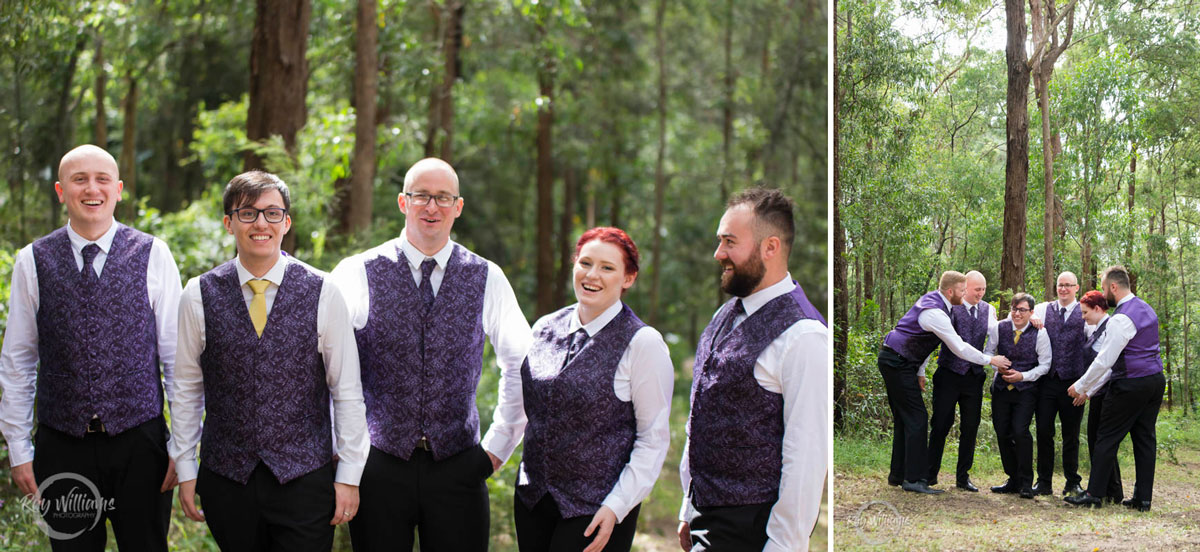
[1082,318,1115,398]
[198,260,331,484]
[687,285,814,508]
[1110,297,1164,380]
[993,321,1040,392]
[516,304,645,517]
[884,291,951,362]
[1043,302,1086,379]
[33,225,162,437]
[936,302,989,376]
[354,244,489,460]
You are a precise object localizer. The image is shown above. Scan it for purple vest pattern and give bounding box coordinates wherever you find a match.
[1082,318,1115,398]
[1043,303,1086,379]
[516,304,645,518]
[198,260,331,484]
[936,302,989,376]
[33,225,162,437]
[354,244,489,460]
[1111,297,1164,380]
[687,285,813,508]
[993,321,1040,392]
[884,291,951,362]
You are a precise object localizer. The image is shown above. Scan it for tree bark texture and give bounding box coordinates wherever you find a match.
[344,0,378,234]
[1000,0,1030,293]
[244,0,311,172]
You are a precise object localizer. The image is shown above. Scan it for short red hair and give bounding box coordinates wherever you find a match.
[1080,290,1107,311]
[575,227,639,276]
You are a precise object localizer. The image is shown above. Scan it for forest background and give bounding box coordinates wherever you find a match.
[834,0,1200,548]
[0,0,828,550]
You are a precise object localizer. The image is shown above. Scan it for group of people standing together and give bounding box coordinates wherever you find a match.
[878,268,1166,510]
[0,144,829,552]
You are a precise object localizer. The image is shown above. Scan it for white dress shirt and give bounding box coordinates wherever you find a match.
[678,274,829,552]
[982,319,1053,384]
[170,255,369,486]
[914,292,995,374]
[482,300,674,523]
[1074,295,1142,397]
[919,299,997,376]
[1032,299,1078,325]
[331,231,533,462]
[0,220,181,467]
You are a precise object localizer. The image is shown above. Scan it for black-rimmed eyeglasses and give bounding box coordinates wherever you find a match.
[405,192,460,208]
[229,207,288,224]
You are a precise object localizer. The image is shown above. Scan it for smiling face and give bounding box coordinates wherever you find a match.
[715,204,769,298]
[1080,302,1106,325]
[399,160,463,254]
[224,189,291,267]
[1056,272,1079,303]
[964,275,987,305]
[574,240,636,314]
[55,146,123,239]
[1011,299,1033,327]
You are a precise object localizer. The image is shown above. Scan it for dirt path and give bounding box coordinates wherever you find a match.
[834,449,1200,551]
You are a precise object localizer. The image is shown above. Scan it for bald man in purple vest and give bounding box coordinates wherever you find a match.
[171,171,369,550]
[677,188,828,552]
[1066,265,1166,511]
[0,145,181,551]
[878,271,1011,495]
[332,158,532,551]
[1029,271,1087,498]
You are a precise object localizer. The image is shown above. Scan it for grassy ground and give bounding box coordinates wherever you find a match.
[834,408,1200,551]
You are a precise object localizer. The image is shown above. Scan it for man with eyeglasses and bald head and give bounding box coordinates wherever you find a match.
[332,158,532,551]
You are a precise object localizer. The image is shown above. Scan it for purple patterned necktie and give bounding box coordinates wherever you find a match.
[563,328,590,367]
[81,243,101,286]
[713,299,745,350]
[419,258,437,313]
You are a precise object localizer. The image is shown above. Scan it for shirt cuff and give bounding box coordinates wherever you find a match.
[601,496,634,524]
[335,461,365,486]
[480,432,517,464]
[7,438,34,467]
[175,459,200,483]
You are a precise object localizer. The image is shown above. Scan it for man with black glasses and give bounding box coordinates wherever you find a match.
[333,158,532,551]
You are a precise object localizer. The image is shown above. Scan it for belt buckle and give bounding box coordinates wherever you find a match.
[416,436,431,452]
[86,418,106,434]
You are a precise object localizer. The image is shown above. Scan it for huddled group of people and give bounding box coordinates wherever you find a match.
[0,144,829,552]
[878,268,1165,511]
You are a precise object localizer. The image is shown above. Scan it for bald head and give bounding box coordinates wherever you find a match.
[1056,271,1079,304]
[403,158,459,195]
[964,270,987,305]
[58,144,119,183]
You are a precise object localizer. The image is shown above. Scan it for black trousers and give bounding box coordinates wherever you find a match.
[926,367,985,483]
[349,444,493,551]
[196,462,335,552]
[1088,372,1165,501]
[688,502,773,552]
[514,493,640,552]
[1085,391,1123,500]
[32,416,172,552]
[1035,373,1085,487]
[878,346,929,482]
[991,384,1037,489]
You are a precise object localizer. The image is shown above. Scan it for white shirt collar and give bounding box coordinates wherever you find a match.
[235,254,288,287]
[741,273,797,317]
[399,228,455,271]
[1057,299,1078,313]
[569,300,624,337]
[1097,313,1110,325]
[1117,293,1136,308]
[1012,320,1032,332]
[936,290,954,311]
[65,218,119,255]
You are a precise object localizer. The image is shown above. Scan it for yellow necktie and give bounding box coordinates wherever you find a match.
[1013,329,1022,344]
[248,279,271,337]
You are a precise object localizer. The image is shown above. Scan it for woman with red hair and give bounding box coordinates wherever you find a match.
[484,227,674,551]
[1075,289,1124,503]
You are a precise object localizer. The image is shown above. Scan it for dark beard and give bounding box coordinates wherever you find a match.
[720,254,766,297]
[1106,291,1119,309]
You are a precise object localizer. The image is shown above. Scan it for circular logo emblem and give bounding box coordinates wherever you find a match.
[33,472,109,540]
[854,500,903,544]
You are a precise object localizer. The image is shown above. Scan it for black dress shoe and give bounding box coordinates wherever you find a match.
[928,477,938,487]
[902,480,945,495]
[1062,483,1085,497]
[956,478,979,492]
[1030,481,1053,496]
[991,480,1019,494]
[887,475,903,487]
[1122,498,1152,511]
[1019,487,1035,499]
[1104,496,1123,505]
[1065,492,1103,508]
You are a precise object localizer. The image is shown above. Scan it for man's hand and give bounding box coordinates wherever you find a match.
[990,355,1012,370]
[677,521,692,551]
[11,462,36,498]
[1001,370,1024,383]
[330,483,359,525]
[1029,317,1044,329]
[487,451,502,473]
[1072,393,1088,407]
[582,506,617,552]
[178,480,205,522]
[1067,384,1079,399]
[918,376,926,392]
[160,457,179,493]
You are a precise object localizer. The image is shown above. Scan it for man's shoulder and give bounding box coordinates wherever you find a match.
[337,239,403,269]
